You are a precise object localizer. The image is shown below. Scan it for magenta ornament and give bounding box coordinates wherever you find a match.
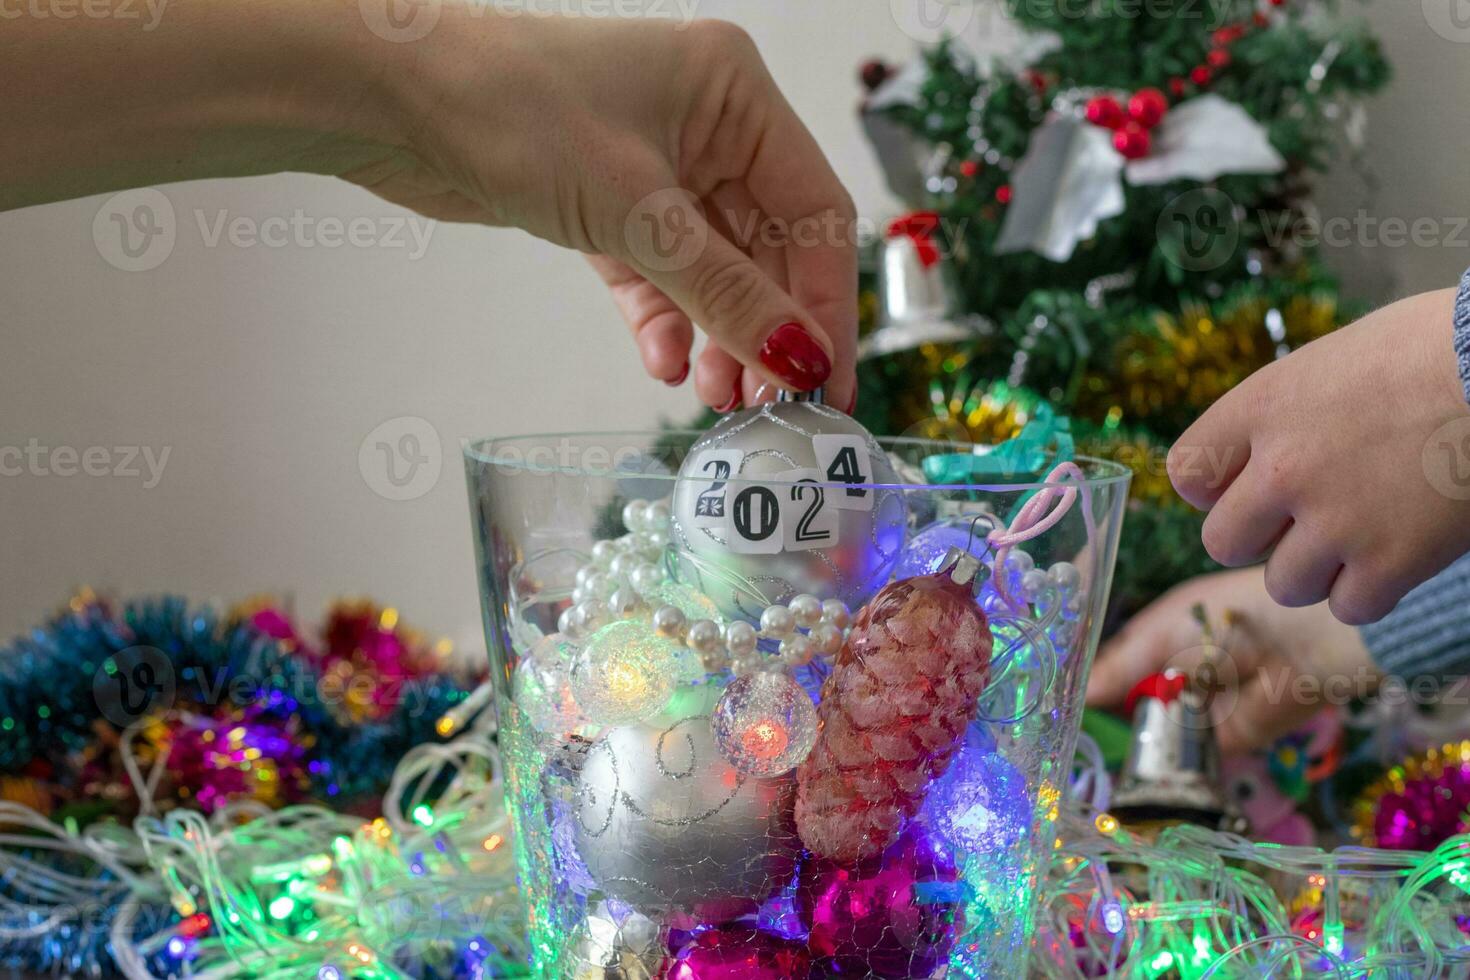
[797,826,965,978]
[664,927,812,980]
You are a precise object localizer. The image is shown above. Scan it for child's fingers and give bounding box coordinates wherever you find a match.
[1262,523,1343,608]
[1328,563,1405,627]
[1199,463,1290,567]
[1169,395,1252,511]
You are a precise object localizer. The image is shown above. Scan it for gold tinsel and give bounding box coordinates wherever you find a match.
[1077,292,1340,429]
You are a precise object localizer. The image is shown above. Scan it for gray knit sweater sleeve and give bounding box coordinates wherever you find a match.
[1361,551,1470,679]
[1358,268,1470,678]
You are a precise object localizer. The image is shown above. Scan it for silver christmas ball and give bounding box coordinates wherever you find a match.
[669,399,908,620]
[567,901,666,980]
[573,696,800,919]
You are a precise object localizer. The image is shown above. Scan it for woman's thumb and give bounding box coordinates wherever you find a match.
[620,187,832,393]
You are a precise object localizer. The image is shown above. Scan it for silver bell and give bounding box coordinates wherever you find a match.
[860,223,979,359]
[1110,669,1234,827]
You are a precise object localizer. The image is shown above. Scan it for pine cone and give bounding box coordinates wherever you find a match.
[795,572,993,864]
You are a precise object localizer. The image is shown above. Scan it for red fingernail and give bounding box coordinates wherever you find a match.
[759,322,831,392]
[715,381,742,414]
[665,361,690,387]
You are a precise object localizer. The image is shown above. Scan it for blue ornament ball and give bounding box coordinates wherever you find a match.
[921,733,1029,856]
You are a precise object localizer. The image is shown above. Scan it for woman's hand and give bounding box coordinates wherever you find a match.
[1086,567,1376,753]
[341,12,857,410]
[3,5,856,410]
[1167,289,1470,624]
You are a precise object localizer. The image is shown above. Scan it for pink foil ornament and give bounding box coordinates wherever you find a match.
[664,926,812,980]
[798,827,965,978]
[795,568,993,862]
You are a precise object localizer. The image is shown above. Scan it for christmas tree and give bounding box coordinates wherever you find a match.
[855,0,1388,618]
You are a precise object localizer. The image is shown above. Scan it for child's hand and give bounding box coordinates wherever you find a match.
[1086,567,1375,753]
[1168,289,1470,624]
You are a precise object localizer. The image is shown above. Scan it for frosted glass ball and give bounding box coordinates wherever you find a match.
[571,621,679,726]
[712,671,819,777]
[921,737,1029,856]
[513,632,588,737]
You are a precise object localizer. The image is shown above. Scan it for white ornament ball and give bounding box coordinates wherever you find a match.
[711,671,819,777]
[574,701,800,918]
[570,621,679,726]
[669,401,908,621]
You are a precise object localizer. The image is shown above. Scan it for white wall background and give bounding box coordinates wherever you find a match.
[1,0,1466,650]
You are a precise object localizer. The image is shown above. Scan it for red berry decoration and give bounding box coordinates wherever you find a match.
[1169,77,1188,98]
[793,561,994,864]
[1127,88,1168,129]
[859,59,890,93]
[1268,0,1285,6]
[1253,11,1270,26]
[995,184,1013,205]
[959,160,980,178]
[1191,65,1214,86]
[1208,48,1232,68]
[1084,95,1125,129]
[1113,122,1152,161]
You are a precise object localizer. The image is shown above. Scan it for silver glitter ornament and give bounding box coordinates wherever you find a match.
[573,696,800,920]
[669,396,908,621]
[566,901,667,980]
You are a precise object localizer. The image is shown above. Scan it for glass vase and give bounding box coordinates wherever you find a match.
[466,425,1128,980]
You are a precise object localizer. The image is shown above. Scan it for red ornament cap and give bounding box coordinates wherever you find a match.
[959,159,981,178]
[995,184,1013,205]
[1169,77,1188,98]
[1208,48,1232,68]
[1127,88,1168,129]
